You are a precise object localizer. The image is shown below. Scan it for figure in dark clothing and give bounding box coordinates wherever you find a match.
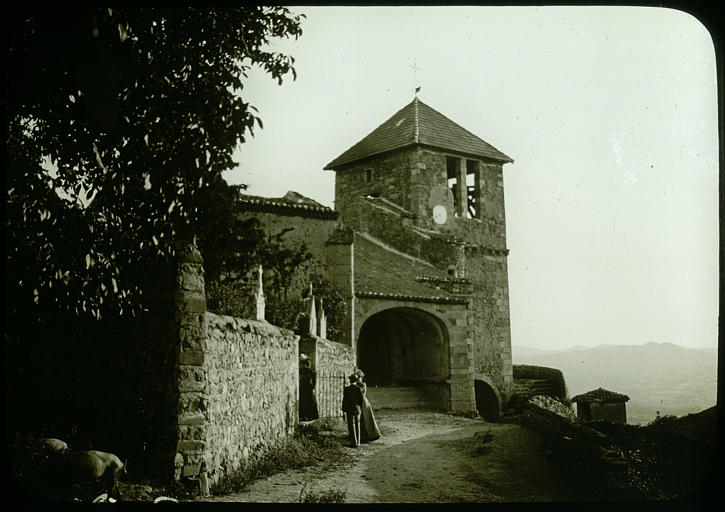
[342,374,364,447]
[299,354,319,421]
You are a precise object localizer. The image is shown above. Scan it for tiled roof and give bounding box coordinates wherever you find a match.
[571,388,630,404]
[324,98,513,170]
[237,192,337,219]
[354,234,461,300]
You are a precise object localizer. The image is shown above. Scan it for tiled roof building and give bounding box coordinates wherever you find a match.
[572,387,630,424]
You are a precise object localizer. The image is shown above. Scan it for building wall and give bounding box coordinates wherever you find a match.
[466,253,513,398]
[589,402,628,424]
[334,148,416,223]
[334,146,513,406]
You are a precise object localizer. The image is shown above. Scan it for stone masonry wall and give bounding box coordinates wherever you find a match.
[528,395,577,421]
[334,148,414,223]
[350,198,459,270]
[467,253,514,399]
[173,242,300,487]
[201,314,298,487]
[513,365,569,400]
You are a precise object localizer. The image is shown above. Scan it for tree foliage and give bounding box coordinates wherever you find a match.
[5,7,304,325]
[204,227,348,342]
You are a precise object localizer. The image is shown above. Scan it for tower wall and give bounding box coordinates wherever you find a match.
[333,145,514,402]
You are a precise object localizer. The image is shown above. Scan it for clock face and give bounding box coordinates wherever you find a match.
[433,205,447,225]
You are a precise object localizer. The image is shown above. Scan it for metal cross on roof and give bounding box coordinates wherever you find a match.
[410,59,422,96]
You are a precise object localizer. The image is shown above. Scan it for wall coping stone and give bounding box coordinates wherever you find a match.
[204,312,296,338]
[355,291,469,305]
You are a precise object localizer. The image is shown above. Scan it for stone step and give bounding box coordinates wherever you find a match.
[366,386,436,410]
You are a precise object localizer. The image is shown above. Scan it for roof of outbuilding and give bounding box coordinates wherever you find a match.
[237,191,337,219]
[571,388,630,404]
[324,98,513,170]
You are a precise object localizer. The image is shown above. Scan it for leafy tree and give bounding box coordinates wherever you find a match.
[263,228,313,302]
[305,272,349,343]
[5,7,304,326]
[204,225,348,342]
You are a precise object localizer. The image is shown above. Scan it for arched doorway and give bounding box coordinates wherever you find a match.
[474,379,500,421]
[357,307,449,409]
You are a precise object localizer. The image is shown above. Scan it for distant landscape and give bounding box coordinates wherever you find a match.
[512,342,718,425]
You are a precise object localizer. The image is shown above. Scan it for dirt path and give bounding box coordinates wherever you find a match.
[200,410,602,503]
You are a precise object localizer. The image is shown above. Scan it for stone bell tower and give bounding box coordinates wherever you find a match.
[324,97,515,414]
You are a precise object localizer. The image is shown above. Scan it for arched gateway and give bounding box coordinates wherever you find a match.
[357,307,450,410]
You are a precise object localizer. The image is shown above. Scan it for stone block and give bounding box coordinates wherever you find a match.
[179,350,205,366]
[177,440,205,452]
[178,294,207,314]
[178,366,206,392]
[176,269,205,292]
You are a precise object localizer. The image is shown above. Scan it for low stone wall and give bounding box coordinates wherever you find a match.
[300,335,355,419]
[513,364,568,400]
[528,395,577,421]
[199,314,298,487]
[513,378,557,398]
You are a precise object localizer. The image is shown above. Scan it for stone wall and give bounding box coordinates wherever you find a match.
[467,253,513,398]
[513,365,569,400]
[334,148,415,223]
[7,238,350,487]
[528,394,577,421]
[172,242,301,486]
[200,315,298,486]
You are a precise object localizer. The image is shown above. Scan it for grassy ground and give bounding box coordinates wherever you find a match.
[210,417,351,498]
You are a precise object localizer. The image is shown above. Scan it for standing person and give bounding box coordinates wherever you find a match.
[299,354,319,421]
[341,373,363,447]
[354,369,382,442]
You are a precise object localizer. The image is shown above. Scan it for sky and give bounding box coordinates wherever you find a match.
[223,6,719,351]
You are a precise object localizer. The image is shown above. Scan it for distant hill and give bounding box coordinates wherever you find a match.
[514,342,718,425]
[511,345,545,356]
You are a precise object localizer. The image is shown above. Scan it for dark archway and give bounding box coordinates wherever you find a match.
[474,379,500,421]
[357,307,449,387]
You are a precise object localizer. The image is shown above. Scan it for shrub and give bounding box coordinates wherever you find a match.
[300,488,346,503]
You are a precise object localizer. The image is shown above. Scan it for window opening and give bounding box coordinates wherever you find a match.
[446,156,459,215]
[466,160,477,219]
